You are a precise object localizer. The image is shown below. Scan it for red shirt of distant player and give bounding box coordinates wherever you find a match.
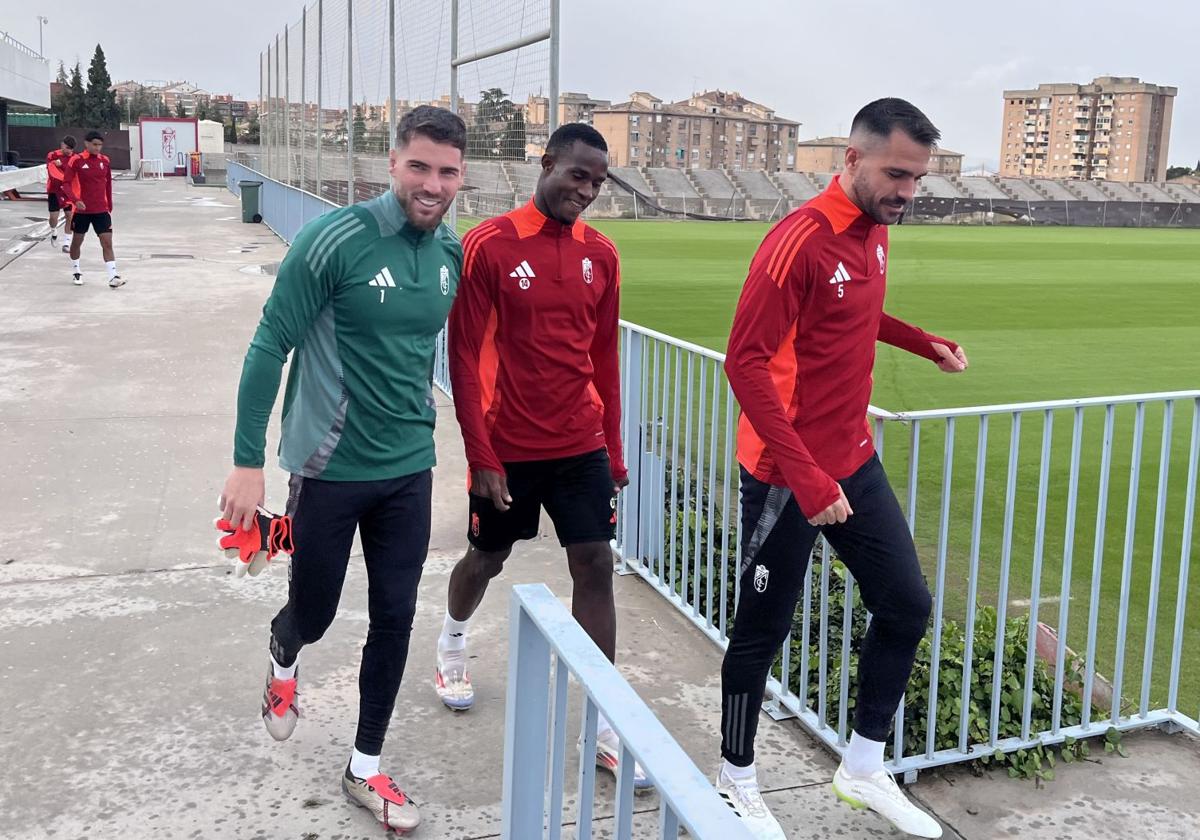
[726,176,957,518]
[64,150,113,213]
[450,201,627,480]
[45,149,76,203]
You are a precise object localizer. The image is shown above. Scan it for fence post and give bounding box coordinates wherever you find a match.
[619,329,645,570]
[346,0,354,204]
[300,7,306,192]
[501,592,552,840]
[315,0,323,201]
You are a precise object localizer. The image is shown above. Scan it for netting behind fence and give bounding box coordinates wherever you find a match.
[254,0,552,217]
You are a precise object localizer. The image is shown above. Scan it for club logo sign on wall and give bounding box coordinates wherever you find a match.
[162,127,177,163]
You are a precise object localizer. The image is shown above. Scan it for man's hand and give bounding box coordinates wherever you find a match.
[74,200,86,212]
[807,485,854,527]
[220,466,266,532]
[613,475,630,495]
[932,342,968,373]
[471,468,512,512]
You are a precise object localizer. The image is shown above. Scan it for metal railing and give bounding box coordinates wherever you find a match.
[616,320,1200,778]
[504,583,750,839]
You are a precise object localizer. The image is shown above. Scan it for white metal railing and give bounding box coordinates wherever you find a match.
[503,583,751,840]
[615,320,1200,778]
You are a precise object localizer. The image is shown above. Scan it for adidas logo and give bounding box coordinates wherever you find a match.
[828,262,851,285]
[509,260,536,279]
[368,267,397,288]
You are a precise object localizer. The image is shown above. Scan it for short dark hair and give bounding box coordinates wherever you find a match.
[84,130,104,143]
[62,135,76,149]
[545,123,608,158]
[396,105,466,153]
[850,98,940,147]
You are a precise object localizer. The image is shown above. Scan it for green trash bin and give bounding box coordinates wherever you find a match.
[240,181,263,223]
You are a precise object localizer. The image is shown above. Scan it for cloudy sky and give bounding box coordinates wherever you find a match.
[6,0,1196,171]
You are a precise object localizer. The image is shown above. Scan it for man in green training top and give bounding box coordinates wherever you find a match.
[218,105,466,834]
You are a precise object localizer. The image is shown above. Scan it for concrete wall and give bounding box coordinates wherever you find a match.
[0,37,49,108]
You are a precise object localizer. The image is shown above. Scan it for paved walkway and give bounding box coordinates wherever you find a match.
[0,176,1195,839]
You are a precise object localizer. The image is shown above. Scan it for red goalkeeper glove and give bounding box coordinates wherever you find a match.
[214,506,294,577]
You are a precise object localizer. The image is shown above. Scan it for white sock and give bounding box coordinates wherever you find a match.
[349,748,380,780]
[270,651,297,681]
[62,234,71,245]
[106,261,118,279]
[720,759,757,785]
[439,611,469,652]
[596,712,615,740]
[71,259,80,272]
[844,732,886,777]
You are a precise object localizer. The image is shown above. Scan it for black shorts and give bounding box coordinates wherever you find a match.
[468,447,617,552]
[48,194,62,212]
[72,212,112,235]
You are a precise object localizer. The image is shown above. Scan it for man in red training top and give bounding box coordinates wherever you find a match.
[64,131,122,288]
[714,99,967,840]
[438,123,648,789]
[45,135,77,250]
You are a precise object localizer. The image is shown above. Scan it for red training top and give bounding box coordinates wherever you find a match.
[45,149,75,201]
[726,176,958,518]
[450,201,627,481]
[64,150,113,213]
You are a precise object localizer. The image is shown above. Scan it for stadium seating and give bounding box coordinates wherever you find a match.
[646,167,701,198]
[689,168,739,199]
[611,166,656,197]
[1064,180,1109,201]
[1131,182,1175,202]
[1162,182,1200,203]
[1030,179,1076,201]
[958,177,1009,200]
[731,169,783,200]
[1099,181,1142,201]
[998,178,1042,201]
[772,171,819,201]
[809,172,834,189]
[919,174,967,198]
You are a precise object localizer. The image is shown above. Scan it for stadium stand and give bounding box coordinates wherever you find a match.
[1163,182,1200,203]
[1099,181,1142,201]
[1131,182,1176,202]
[689,168,739,199]
[647,167,701,198]
[1064,180,1110,201]
[919,174,967,198]
[998,177,1043,201]
[958,176,1010,199]
[1030,179,1076,201]
[731,169,783,200]
[772,171,820,201]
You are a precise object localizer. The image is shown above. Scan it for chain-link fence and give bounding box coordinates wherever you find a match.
[908,196,1200,228]
[252,0,556,218]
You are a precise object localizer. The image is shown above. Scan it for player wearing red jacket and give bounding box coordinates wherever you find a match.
[714,100,967,839]
[64,131,122,288]
[436,123,648,789]
[45,135,77,250]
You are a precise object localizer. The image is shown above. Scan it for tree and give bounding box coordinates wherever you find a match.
[51,62,69,119]
[502,107,527,160]
[61,62,86,127]
[244,113,260,144]
[175,100,188,119]
[1166,165,1194,180]
[195,100,210,122]
[224,119,237,145]
[84,45,120,128]
[366,123,390,154]
[352,105,368,151]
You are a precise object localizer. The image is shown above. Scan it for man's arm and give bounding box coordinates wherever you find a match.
[448,225,506,476]
[724,233,842,520]
[106,161,113,213]
[589,239,627,487]
[221,213,344,528]
[877,313,958,361]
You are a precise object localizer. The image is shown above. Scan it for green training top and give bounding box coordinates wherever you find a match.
[233,190,462,480]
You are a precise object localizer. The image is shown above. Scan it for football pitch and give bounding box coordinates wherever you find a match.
[462,216,1200,715]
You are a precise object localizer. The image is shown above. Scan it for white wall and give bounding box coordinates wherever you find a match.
[0,38,49,108]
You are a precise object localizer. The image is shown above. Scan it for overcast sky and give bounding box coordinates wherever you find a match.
[5,0,1196,171]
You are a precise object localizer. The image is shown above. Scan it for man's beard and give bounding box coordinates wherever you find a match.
[395,186,449,230]
[853,170,906,225]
